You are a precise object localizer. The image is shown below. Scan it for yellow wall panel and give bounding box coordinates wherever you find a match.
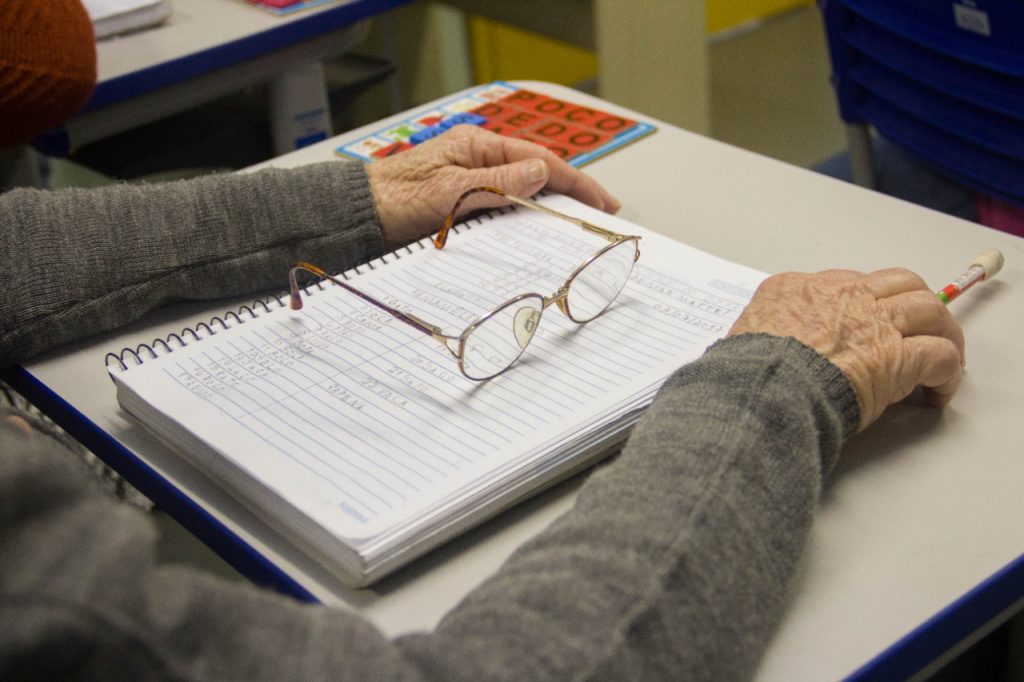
[707,0,813,34]
[469,0,815,84]
[469,17,597,85]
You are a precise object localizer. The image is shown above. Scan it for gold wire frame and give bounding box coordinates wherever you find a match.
[288,186,641,380]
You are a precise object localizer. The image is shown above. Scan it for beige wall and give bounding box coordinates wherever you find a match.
[351,1,843,167]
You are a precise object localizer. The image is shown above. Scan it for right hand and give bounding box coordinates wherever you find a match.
[728,268,965,431]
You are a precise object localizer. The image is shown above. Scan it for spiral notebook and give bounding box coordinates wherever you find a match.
[106,195,766,587]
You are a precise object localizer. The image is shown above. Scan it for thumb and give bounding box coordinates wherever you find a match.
[902,335,964,408]
[471,158,551,199]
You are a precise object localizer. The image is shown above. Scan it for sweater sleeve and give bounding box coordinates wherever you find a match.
[397,333,859,680]
[0,161,384,366]
[0,333,859,681]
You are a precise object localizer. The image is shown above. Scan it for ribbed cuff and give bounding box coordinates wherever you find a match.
[706,333,861,443]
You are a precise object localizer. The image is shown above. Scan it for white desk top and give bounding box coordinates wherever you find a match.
[92,0,398,97]
[51,0,409,153]
[19,82,1024,681]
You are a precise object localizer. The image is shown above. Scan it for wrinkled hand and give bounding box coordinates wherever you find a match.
[729,268,965,431]
[366,125,620,246]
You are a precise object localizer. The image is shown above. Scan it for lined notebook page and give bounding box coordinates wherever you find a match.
[113,195,766,540]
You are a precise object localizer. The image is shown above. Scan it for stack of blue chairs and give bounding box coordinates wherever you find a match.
[821,0,1024,208]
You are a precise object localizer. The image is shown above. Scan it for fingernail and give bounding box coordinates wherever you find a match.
[608,196,622,213]
[526,159,548,184]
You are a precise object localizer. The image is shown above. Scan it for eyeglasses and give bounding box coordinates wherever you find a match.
[288,186,641,380]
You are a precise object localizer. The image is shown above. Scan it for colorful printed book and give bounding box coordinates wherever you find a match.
[336,81,657,167]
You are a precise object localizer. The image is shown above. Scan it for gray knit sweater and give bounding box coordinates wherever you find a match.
[0,163,859,680]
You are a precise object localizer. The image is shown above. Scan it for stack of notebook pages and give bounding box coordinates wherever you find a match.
[107,194,767,586]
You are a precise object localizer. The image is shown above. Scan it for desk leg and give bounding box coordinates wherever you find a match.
[270,61,335,155]
[846,122,877,189]
[594,0,709,134]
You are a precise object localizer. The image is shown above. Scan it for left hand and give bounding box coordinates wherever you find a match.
[366,125,620,246]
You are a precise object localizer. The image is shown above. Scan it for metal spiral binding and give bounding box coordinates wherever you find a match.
[103,206,504,374]
[103,291,288,374]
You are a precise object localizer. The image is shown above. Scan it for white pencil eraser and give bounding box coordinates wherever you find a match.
[972,249,1004,279]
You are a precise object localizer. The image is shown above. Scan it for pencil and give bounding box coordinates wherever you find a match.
[936,249,1004,304]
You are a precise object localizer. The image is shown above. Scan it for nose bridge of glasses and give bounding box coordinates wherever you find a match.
[544,285,571,316]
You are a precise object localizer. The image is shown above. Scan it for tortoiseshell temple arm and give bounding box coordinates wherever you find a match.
[432,186,639,250]
[287,261,447,341]
[433,186,508,249]
[288,261,329,310]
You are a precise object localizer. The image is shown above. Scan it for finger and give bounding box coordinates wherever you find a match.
[544,160,621,214]
[3,414,35,437]
[881,290,966,361]
[468,128,621,213]
[862,267,929,299]
[902,335,964,407]
[460,159,552,204]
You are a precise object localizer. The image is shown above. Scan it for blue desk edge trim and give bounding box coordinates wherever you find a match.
[847,549,1024,680]
[87,0,413,111]
[1,364,318,604]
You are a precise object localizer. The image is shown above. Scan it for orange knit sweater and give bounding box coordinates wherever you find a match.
[0,1,97,150]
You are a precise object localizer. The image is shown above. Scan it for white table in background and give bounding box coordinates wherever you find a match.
[47,0,412,155]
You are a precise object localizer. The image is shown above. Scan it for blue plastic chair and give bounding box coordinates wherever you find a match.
[820,0,1024,208]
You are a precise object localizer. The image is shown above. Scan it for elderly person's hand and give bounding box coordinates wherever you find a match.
[366,125,620,246]
[729,268,965,431]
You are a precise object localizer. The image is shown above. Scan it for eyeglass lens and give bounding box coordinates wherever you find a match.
[460,238,638,380]
[566,239,638,322]
[461,294,545,380]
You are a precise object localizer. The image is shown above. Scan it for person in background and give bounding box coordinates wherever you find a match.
[814,135,1024,237]
[0,0,95,188]
[0,0,96,152]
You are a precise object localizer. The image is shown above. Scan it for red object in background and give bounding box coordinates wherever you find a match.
[334,84,654,166]
[371,141,415,159]
[472,103,541,131]
[471,89,637,163]
[415,115,445,127]
[976,194,1024,238]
